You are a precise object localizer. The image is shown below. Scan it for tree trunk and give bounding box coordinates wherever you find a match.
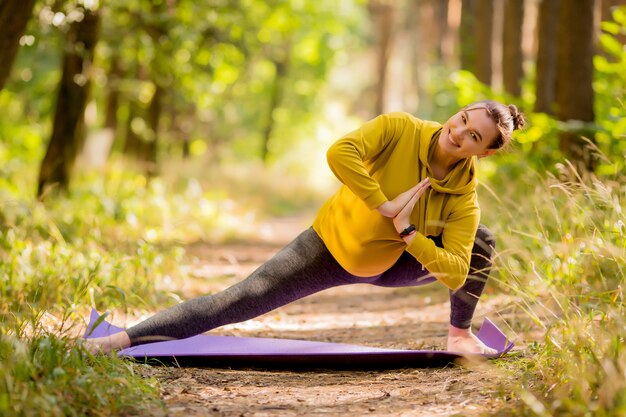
[420,0,450,63]
[123,101,143,157]
[369,0,395,115]
[434,0,451,63]
[261,49,290,164]
[104,54,122,131]
[182,138,190,159]
[411,0,428,116]
[555,0,596,172]
[37,8,100,198]
[534,0,560,114]
[0,0,37,90]
[459,0,477,73]
[475,0,494,86]
[145,84,164,176]
[446,0,463,70]
[502,0,525,97]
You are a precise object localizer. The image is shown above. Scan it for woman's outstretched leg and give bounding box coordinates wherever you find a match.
[85,228,360,352]
[447,224,496,353]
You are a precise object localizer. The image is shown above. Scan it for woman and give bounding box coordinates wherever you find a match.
[86,100,525,355]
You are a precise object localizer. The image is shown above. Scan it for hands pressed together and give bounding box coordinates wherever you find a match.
[376,177,431,243]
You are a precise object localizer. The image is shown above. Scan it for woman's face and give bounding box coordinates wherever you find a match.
[439,106,500,159]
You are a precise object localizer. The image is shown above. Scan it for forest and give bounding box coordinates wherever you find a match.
[0,0,625,416]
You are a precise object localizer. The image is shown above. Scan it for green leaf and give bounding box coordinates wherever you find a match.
[600,21,621,35]
[599,33,625,57]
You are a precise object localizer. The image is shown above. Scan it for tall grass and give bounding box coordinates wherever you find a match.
[480,156,625,416]
[0,160,273,416]
[0,335,163,417]
[0,178,160,414]
[0,157,329,415]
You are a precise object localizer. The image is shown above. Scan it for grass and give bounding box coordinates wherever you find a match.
[478,155,625,417]
[0,157,328,416]
[0,335,163,417]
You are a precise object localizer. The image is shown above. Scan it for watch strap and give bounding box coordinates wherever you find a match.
[399,224,416,237]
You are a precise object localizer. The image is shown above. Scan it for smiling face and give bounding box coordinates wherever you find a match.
[439,106,500,159]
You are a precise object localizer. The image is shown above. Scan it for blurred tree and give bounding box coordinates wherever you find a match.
[261,41,291,163]
[459,0,477,74]
[411,0,428,116]
[140,0,173,177]
[502,0,525,97]
[422,0,451,64]
[3,0,362,180]
[102,0,355,165]
[109,0,175,176]
[104,54,122,136]
[534,0,560,114]
[38,5,100,198]
[436,1,452,64]
[555,0,596,172]
[459,0,494,86]
[0,0,37,91]
[475,0,494,86]
[368,0,395,115]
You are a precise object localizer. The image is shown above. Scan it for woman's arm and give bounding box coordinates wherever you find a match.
[377,178,430,218]
[395,192,479,290]
[326,113,407,210]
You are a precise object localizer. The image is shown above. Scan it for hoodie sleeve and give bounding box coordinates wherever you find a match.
[405,194,480,290]
[326,113,410,210]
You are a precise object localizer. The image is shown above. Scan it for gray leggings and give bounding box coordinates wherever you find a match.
[127,226,495,346]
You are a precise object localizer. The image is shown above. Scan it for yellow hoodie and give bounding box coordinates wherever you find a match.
[312,112,480,290]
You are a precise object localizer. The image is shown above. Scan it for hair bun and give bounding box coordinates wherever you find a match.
[508,104,526,130]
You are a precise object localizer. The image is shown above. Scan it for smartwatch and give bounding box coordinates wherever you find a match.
[399,224,416,237]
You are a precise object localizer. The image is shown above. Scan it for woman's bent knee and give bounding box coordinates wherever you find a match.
[474,224,496,257]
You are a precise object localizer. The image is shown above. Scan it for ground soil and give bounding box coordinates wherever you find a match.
[129,217,524,417]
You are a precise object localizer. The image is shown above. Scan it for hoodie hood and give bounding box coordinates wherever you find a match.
[418,120,478,195]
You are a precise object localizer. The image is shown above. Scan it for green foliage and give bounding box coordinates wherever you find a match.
[0,335,162,417]
[426,7,626,178]
[0,156,271,414]
[594,6,626,176]
[479,159,625,416]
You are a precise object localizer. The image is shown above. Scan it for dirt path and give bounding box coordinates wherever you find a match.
[137,217,518,416]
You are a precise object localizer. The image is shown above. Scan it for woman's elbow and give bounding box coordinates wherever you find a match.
[326,144,339,166]
[448,276,467,291]
[442,265,470,291]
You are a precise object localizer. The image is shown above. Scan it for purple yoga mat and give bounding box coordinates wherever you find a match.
[84,309,514,368]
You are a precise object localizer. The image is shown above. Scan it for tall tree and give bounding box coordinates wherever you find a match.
[475,0,494,86]
[369,0,395,115]
[459,0,493,85]
[423,0,451,63]
[38,7,100,198]
[555,0,596,172]
[118,0,173,175]
[502,0,525,97]
[459,0,477,74]
[261,44,291,163]
[144,84,164,176]
[534,0,560,114]
[104,54,122,135]
[0,0,37,90]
